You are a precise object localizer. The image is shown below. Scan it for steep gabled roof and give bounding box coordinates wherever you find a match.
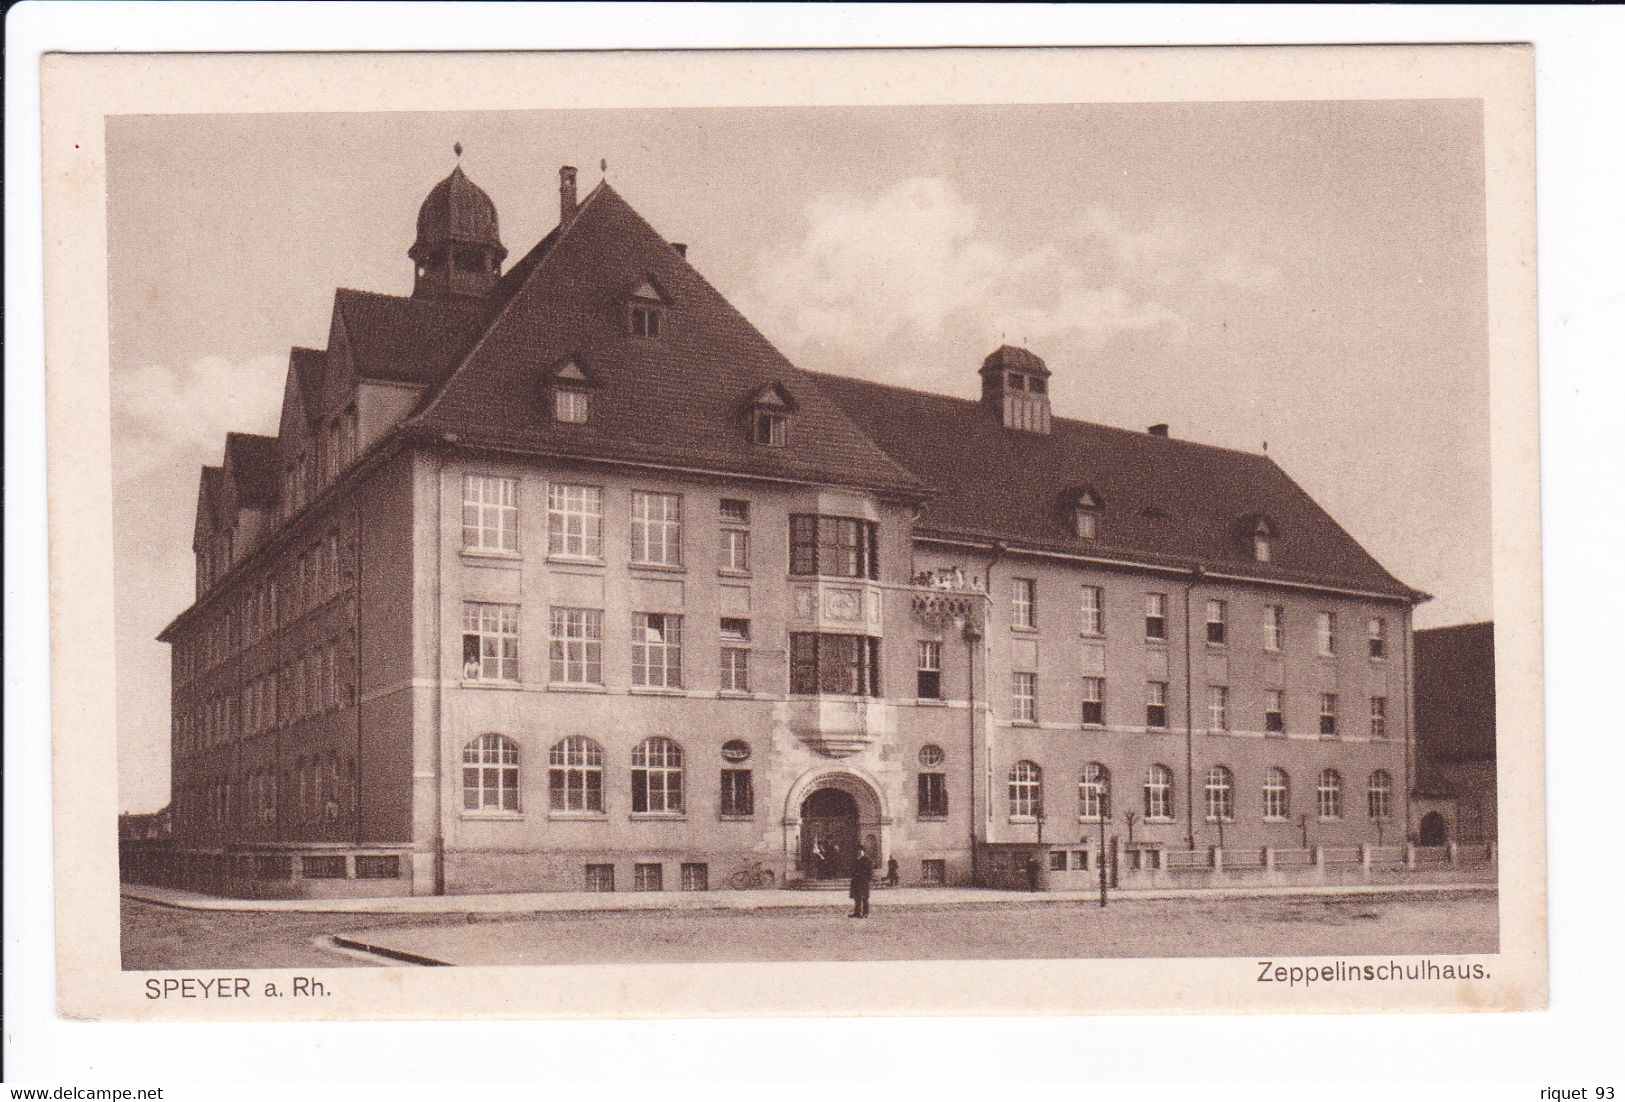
[223,432,281,508]
[289,347,328,424]
[333,288,486,385]
[813,373,1416,598]
[411,184,923,496]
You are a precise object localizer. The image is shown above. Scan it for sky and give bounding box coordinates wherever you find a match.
[108,101,1490,812]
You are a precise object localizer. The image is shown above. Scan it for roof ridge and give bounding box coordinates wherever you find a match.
[404,181,613,428]
[808,368,1276,464]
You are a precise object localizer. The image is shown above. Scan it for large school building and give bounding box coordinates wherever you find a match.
[151,157,1427,897]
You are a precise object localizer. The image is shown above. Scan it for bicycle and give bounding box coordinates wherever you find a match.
[725,860,777,890]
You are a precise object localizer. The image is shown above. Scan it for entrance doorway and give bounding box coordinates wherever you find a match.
[1419,811,1448,846]
[801,788,859,879]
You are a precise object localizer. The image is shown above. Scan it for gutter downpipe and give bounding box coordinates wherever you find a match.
[433,449,448,894]
[353,501,364,846]
[1183,567,1202,851]
[968,542,1006,886]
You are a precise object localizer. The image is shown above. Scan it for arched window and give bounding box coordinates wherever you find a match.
[462,734,520,813]
[1008,760,1042,819]
[1204,765,1235,822]
[549,736,605,813]
[1263,767,1290,820]
[1317,769,1343,820]
[632,737,684,814]
[1144,764,1174,821]
[1078,763,1111,821]
[1367,770,1393,819]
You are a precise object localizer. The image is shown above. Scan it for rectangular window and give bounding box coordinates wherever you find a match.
[1012,671,1037,722]
[1370,695,1388,740]
[720,647,751,693]
[917,773,949,818]
[1320,693,1339,736]
[1047,850,1068,872]
[916,640,942,699]
[585,864,615,892]
[789,633,882,697]
[1264,604,1284,652]
[1317,611,1337,657]
[921,859,946,885]
[1265,689,1285,733]
[1145,592,1167,640]
[1205,599,1228,645]
[1146,681,1169,729]
[630,491,683,566]
[1208,685,1230,731]
[788,514,879,579]
[462,602,519,683]
[546,483,603,559]
[462,475,517,552]
[631,613,683,688]
[720,499,751,573]
[354,855,399,880]
[753,410,788,446]
[680,862,709,891]
[1081,676,1105,727]
[548,607,603,685]
[1012,578,1037,629]
[630,304,662,338]
[301,855,347,879]
[1368,617,1387,660]
[721,769,754,816]
[634,863,664,892]
[1080,585,1104,636]
[554,388,588,424]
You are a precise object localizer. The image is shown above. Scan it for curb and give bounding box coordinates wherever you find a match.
[329,935,450,967]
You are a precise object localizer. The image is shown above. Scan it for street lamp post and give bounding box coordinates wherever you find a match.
[1298,813,1309,849]
[1096,812,1108,907]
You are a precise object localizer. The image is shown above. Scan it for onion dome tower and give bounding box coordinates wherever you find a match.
[408,145,507,300]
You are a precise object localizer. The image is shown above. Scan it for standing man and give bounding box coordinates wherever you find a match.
[885,855,899,888]
[849,846,874,918]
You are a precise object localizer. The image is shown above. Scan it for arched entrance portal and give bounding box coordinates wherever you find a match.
[801,788,860,879]
[1419,811,1448,846]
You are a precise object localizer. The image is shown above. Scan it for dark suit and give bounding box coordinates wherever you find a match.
[849,853,873,917]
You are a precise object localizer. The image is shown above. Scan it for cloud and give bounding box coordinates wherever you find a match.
[740,178,1202,370]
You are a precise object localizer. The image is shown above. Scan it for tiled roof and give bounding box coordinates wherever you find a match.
[411,184,924,495]
[192,465,224,549]
[334,288,486,385]
[288,347,327,424]
[814,373,1417,598]
[223,432,281,507]
[1415,622,1496,763]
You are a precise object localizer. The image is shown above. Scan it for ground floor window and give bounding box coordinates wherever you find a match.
[680,862,708,891]
[462,733,520,813]
[721,769,754,816]
[921,859,946,885]
[1070,849,1089,871]
[634,863,663,891]
[585,863,615,892]
[1048,850,1067,871]
[354,855,399,879]
[917,772,948,818]
[632,736,684,813]
[301,855,347,879]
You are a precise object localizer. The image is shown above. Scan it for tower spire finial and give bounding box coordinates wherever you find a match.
[600,157,608,176]
[454,141,464,159]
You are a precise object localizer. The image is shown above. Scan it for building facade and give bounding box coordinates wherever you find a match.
[150,160,1427,897]
[1413,621,1497,846]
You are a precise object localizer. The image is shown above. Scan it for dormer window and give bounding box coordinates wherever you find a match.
[1237,514,1279,563]
[980,346,1052,434]
[545,355,595,425]
[753,410,787,446]
[1062,486,1104,539]
[744,381,797,448]
[625,276,671,340]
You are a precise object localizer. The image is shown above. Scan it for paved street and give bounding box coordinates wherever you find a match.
[123,888,1497,970]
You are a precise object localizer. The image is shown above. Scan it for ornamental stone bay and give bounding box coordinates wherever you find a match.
[139,155,1425,899]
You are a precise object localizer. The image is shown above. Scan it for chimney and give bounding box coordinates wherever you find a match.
[1148,423,1169,437]
[559,165,578,222]
[671,242,688,259]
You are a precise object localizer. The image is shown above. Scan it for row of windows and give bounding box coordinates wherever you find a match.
[281,406,359,522]
[463,601,878,698]
[174,752,355,829]
[1004,762,1394,823]
[1002,672,1389,739]
[179,527,351,683]
[462,734,757,817]
[1008,581,1389,660]
[177,641,351,756]
[462,477,877,582]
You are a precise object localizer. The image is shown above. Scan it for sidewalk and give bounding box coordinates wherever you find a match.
[123,877,1494,916]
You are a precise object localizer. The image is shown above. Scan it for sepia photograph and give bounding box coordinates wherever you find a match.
[36,44,1544,1023]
